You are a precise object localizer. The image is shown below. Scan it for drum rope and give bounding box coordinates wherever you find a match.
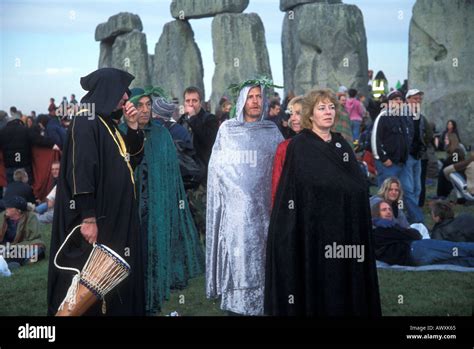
[54,224,95,311]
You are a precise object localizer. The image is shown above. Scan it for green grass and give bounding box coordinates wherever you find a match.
[1,169,473,316]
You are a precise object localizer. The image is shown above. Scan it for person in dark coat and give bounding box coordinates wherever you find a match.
[37,114,67,150]
[0,169,36,211]
[0,114,56,185]
[47,68,145,316]
[177,86,218,176]
[430,201,474,242]
[265,89,381,316]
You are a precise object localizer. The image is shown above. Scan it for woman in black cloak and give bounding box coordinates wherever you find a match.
[47,68,145,316]
[265,89,381,316]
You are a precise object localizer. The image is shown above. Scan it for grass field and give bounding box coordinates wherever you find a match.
[1,178,473,316]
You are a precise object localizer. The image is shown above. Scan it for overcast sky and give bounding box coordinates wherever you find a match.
[1,0,416,114]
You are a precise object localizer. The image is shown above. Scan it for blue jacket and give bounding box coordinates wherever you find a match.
[45,117,66,150]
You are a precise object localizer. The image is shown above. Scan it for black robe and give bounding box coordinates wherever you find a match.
[264,129,381,316]
[47,68,145,316]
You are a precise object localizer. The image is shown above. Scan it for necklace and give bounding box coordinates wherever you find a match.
[312,128,332,142]
[98,116,136,198]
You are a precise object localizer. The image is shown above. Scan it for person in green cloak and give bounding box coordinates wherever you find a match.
[121,87,204,315]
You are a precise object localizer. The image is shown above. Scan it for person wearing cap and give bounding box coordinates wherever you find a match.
[371,90,411,186]
[152,97,204,191]
[0,196,45,266]
[152,97,193,150]
[120,87,204,315]
[398,89,427,224]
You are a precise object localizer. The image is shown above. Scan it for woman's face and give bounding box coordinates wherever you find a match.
[386,183,400,202]
[447,121,454,132]
[223,103,232,113]
[289,103,302,133]
[312,99,336,132]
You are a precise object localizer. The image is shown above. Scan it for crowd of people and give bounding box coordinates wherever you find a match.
[0,67,473,317]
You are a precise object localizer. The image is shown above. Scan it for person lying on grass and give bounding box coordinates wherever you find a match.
[430,200,474,242]
[371,200,474,267]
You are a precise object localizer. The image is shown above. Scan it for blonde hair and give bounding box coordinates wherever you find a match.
[287,96,304,111]
[377,177,404,202]
[301,89,339,130]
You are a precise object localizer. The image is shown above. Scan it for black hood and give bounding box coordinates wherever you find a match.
[80,68,134,117]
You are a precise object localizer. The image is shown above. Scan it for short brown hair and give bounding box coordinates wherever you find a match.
[430,201,454,221]
[183,86,203,101]
[301,88,339,130]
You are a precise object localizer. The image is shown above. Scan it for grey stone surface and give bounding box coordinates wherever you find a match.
[153,20,204,103]
[98,41,113,68]
[408,0,474,146]
[148,54,154,81]
[283,3,368,97]
[95,12,143,42]
[281,11,301,96]
[211,13,273,111]
[170,0,249,19]
[110,29,150,89]
[280,0,342,12]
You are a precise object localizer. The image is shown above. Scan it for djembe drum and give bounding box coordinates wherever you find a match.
[54,225,130,316]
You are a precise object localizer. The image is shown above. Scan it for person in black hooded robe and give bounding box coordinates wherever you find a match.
[47,68,145,316]
[264,89,381,316]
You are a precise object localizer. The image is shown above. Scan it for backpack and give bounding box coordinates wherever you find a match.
[163,120,205,190]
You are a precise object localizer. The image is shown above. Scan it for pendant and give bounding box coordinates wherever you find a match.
[336,142,342,148]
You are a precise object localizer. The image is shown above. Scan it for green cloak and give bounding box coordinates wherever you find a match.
[120,121,204,314]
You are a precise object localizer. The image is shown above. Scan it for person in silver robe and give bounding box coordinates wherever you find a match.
[206,79,284,315]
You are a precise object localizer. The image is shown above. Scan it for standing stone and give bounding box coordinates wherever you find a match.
[281,10,301,96]
[148,54,154,81]
[170,0,249,19]
[285,3,368,97]
[211,13,273,110]
[98,41,113,68]
[95,12,143,42]
[280,0,341,12]
[111,29,150,89]
[408,0,474,146]
[153,20,204,103]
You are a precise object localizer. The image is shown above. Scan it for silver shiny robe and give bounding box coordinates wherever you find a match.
[206,108,284,315]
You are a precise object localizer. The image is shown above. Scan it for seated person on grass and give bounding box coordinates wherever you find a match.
[0,196,45,268]
[371,200,474,267]
[0,169,36,211]
[35,185,56,224]
[430,201,474,242]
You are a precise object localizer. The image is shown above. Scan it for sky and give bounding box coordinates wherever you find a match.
[0,0,416,115]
